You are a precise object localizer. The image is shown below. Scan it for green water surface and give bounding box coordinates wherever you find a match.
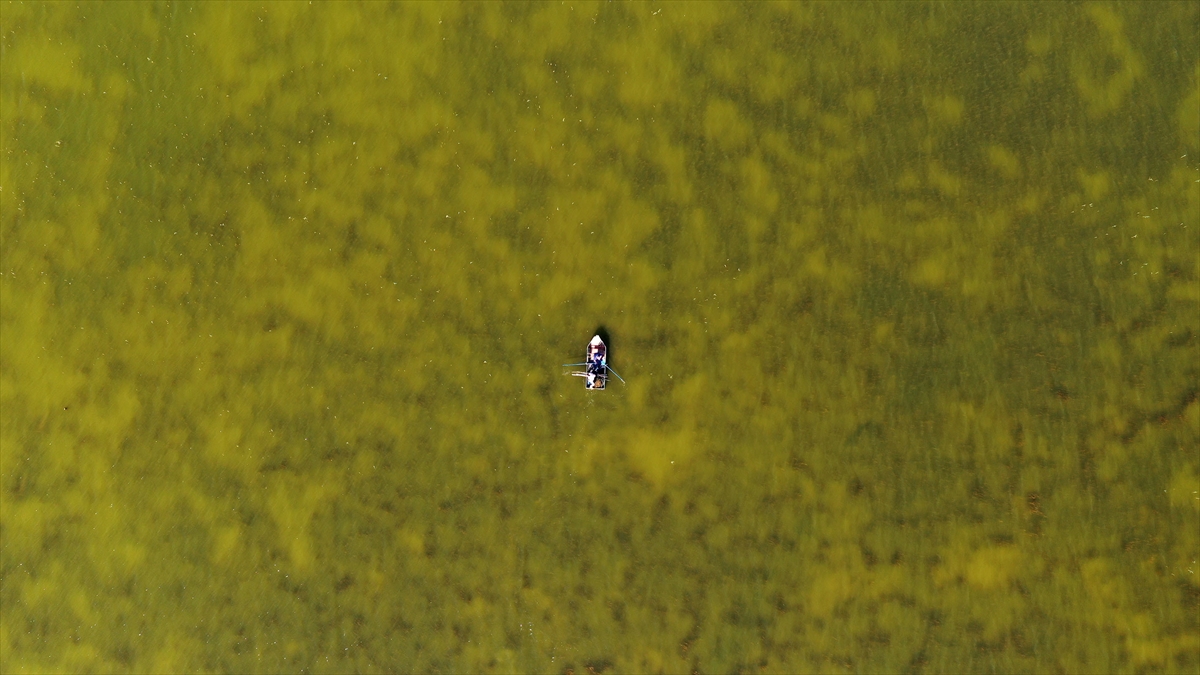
[2,2,1198,672]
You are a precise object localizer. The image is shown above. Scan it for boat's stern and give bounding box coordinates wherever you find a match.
[586,371,606,390]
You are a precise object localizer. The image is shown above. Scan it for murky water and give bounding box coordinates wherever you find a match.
[2,2,1197,672]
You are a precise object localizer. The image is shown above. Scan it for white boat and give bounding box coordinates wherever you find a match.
[563,334,625,390]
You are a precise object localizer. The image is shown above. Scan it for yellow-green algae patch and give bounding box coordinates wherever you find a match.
[2,2,1198,673]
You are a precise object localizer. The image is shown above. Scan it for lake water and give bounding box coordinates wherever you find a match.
[2,2,1198,672]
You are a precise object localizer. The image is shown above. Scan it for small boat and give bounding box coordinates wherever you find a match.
[563,334,625,390]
